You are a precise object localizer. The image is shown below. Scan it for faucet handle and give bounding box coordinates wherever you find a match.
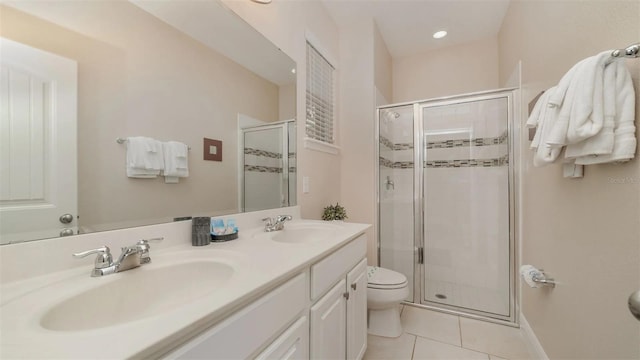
[276,215,292,222]
[261,217,274,226]
[136,237,163,264]
[136,237,164,248]
[73,246,113,269]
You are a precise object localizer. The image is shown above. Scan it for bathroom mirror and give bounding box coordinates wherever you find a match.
[0,0,297,244]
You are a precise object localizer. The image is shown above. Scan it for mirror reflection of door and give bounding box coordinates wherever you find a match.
[242,123,291,213]
[0,38,78,244]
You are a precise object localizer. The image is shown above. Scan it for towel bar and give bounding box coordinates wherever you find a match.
[116,137,191,150]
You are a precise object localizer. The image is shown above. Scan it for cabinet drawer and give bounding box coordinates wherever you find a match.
[310,234,366,300]
[255,316,309,360]
[166,272,307,359]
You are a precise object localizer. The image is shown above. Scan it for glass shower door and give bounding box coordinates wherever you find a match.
[378,105,415,301]
[242,124,288,212]
[420,95,512,318]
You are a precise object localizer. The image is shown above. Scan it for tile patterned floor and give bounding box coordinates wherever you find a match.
[364,306,532,360]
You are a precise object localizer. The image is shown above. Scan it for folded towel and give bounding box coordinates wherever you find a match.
[163,141,189,183]
[565,51,610,144]
[562,162,584,178]
[575,60,636,164]
[126,137,164,178]
[545,62,585,147]
[526,88,562,166]
[565,59,619,158]
[548,57,590,109]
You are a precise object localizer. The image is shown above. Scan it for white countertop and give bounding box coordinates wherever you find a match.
[0,219,370,359]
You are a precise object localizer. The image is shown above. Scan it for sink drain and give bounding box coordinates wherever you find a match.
[435,294,447,299]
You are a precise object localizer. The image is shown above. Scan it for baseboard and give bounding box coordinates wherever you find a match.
[520,312,549,360]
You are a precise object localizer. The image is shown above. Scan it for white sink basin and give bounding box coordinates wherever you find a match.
[259,222,341,244]
[40,260,235,331]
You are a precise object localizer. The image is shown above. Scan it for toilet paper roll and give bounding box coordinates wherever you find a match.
[519,265,542,288]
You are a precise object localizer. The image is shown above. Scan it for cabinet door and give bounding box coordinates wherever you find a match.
[310,279,347,360]
[255,316,309,360]
[346,259,368,360]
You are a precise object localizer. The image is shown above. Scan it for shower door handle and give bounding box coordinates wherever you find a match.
[418,247,424,264]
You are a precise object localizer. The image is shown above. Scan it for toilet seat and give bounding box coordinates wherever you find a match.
[367,266,408,290]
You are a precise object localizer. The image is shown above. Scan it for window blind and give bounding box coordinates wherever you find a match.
[306,42,335,144]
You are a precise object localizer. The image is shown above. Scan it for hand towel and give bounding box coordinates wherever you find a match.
[548,57,590,109]
[163,141,189,183]
[126,137,164,178]
[545,61,586,147]
[575,60,636,164]
[526,88,562,166]
[565,59,618,158]
[565,51,610,144]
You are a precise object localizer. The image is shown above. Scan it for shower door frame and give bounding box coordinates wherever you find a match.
[239,120,293,212]
[376,88,519,326]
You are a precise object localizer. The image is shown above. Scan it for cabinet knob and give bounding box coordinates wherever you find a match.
[351,283,357,291]
[343,292,350,300]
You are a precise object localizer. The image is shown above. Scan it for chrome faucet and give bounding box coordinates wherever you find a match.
[262,215,292,232]
[73,237,163,277]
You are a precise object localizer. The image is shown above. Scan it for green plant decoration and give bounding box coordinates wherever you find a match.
[322,203,348,221]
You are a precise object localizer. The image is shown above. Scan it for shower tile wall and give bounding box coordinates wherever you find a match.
[379,106,415,300]
[244,130,284,212]
[423,98,510,316]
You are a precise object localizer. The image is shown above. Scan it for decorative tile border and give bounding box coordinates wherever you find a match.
[425,155,509,168]
[244,147,282,159]
[379,131,508,151]
[244,165,297,174]
[379,135,394,150]
[426,131,508,149]
[379,155,509,169]
[244,165,281,173]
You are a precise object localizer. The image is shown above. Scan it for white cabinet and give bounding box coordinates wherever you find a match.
[164,233,368,360]
[255,316,309,360]
[165,273,307,359]
[310,279,347,360]
[310,235,368,360]
[347,259,367,360]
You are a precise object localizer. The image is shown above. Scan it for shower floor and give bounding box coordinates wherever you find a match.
[423,279,510,317]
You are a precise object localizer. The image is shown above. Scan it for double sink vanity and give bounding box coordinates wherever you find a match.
[0,207,370,359]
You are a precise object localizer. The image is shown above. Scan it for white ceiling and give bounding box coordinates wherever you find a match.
[322,0,511,58]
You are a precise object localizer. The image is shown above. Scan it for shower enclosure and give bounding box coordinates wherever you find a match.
[240,120,296,212]
[377,89,516,324]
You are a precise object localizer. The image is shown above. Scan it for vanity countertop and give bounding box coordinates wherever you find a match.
[0,219,370,359]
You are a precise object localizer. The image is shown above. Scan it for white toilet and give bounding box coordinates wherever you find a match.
[366,266,409,338]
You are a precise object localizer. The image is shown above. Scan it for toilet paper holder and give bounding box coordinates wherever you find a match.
[531,268,556,288]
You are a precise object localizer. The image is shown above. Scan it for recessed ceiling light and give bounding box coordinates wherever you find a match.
[251,0,271,4]
[291,68,296,74]
[433,30,448,39]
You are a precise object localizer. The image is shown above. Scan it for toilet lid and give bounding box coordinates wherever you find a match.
[367,266,407,290]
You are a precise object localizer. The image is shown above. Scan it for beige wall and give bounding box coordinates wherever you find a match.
[222,0,341,220]
[393,37,500,103]
[0,4,279,231]
[499,1,640,358]
[374,22,393,104]
[338,20,378,264]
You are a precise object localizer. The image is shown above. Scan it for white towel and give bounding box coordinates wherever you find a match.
[562,162,584,178]
[565,59,618,158]
[574,60,636,164]
[162,141,189,183]
[126,137,164,178]
[565,51,610,144]
[526,88,562,166]
[545,62,586,147]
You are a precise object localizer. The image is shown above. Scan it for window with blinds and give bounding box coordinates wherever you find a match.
[306,42,335,144]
